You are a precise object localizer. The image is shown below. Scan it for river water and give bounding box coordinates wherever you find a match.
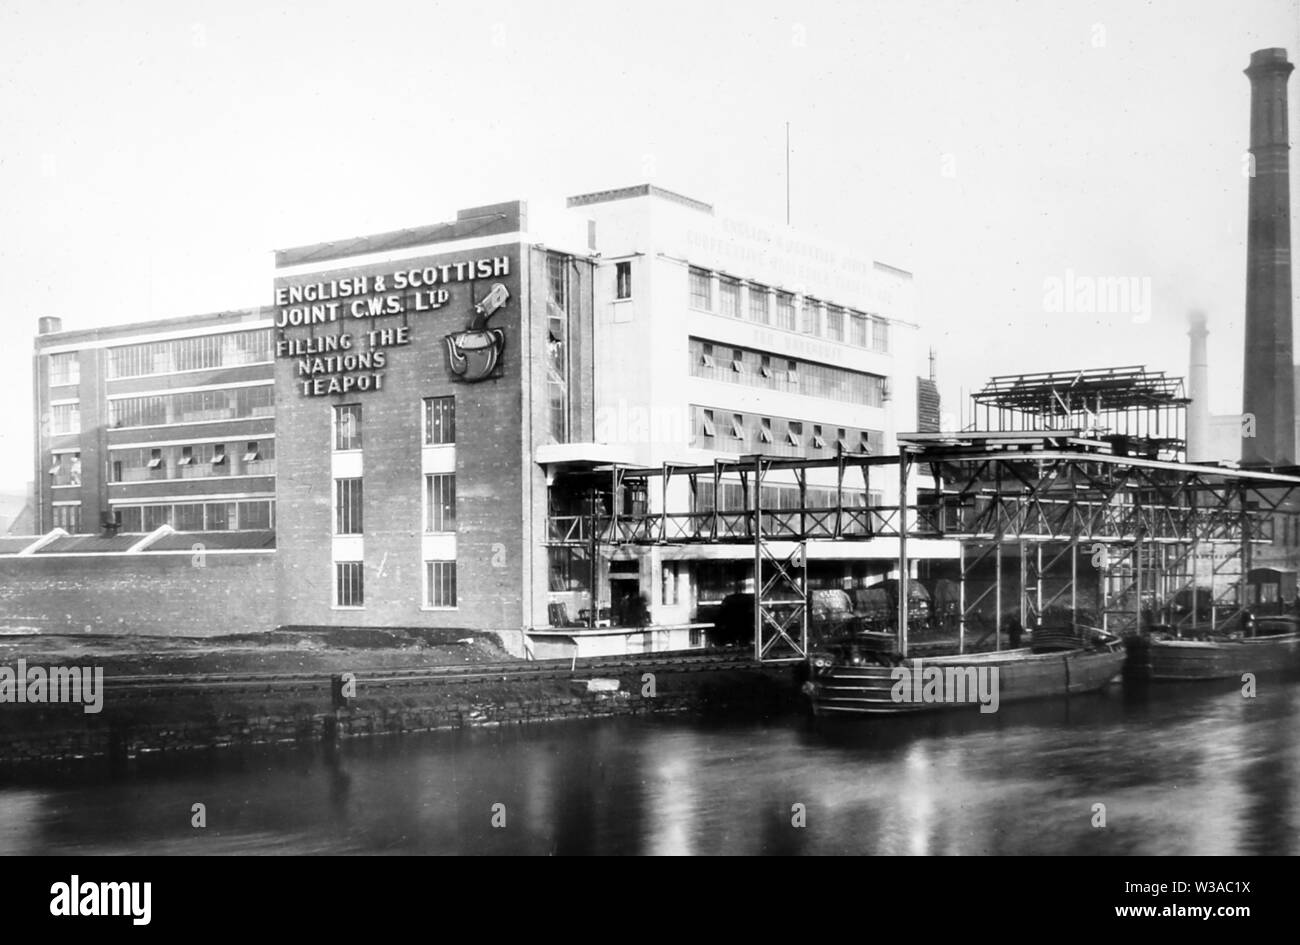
[1,677,1297,855]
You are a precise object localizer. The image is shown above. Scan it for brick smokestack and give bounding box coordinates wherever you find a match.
[1241,48,1295,466]
[1187,310,1211,461]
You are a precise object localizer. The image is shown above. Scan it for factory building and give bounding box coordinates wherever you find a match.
[31,308,276,540]
[17,184,947,652]
[270,184,948,654]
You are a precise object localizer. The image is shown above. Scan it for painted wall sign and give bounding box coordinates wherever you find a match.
[446,283,509,382]
[274,255,511,395]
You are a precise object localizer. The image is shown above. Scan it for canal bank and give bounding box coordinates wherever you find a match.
[0,630,799,767]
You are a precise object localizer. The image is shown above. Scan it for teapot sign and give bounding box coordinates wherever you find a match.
[446,283,508,382]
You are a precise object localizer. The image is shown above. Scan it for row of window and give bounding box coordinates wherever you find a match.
[331,397,456,452]
[108,440,274,482]
[693,405,884,458]
[113,500,275,533]
[106,330,273,380]
[693,483,881,513]
[690,338,888,406]
[110,385,274,428]
[334,560,456,608]
[688,266,891,352]
[333,473,455,535]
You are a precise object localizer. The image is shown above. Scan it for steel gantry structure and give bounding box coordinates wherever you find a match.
[545,432,1300,662]
[545,367,1300,663]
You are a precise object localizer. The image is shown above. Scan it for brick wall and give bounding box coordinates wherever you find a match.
[0,553,276,636]
[274,243,528,632]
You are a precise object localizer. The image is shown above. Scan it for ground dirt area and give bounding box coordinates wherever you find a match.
[0,627,519,678]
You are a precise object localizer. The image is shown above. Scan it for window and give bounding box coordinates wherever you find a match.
[49,453,81,487]
[760,355,773,378]
[335,404,362,450]
[239,500,273,529]
[547,254,569,444]
[144,505,173,531]
[748,285,769,324]
[50,403,80,435]
[812,425,826,449]
[425,474,456,532]
[615,261,632,300]
[243,441,261,462]
[424,396,455,445]
[871,316,890,353]
[759,418,773,444]
[860,431,873,454]
[52,505,81,532]
[800,299,820,334]
[787,421,803,447]
[336,561,364,608]
[731,349,744,373]
[730,414,746,440]
[174,504,204,531]
[107,330,273,379]
[689,267,712,310]
[426,561,457,608]
[177,446,194,467]
[205,502,235,530]
[701,409,716,438]
[335,478,363,534]
[700,343,716,369]
[118,507,142,532]
[49,353,79,386]
[850,310,869,347]
[826,306,845,342]
[719,277,740,317]
[837,429,850,452]
[775,292,795,330]
[211,444,227,466]
[147,449,164,470]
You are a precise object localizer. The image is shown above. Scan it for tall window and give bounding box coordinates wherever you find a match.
[826,306,845,342]
[849,310,869,347]
[870,316,890,353]
[547,253,569,443]
[615,261,632,300]
[424,396,455,445]
[50,403,80,435]
[335,478,363,534]
[425,474,456,532]
[719,277,740,317]
[49,353,79,386]
[748,285,769,324]
[689,267,712,310]
[800,299,820,334]
[336,561,364,607]
[335,404,362,450]
[426,561,457,608]
[775,292,795,330]
[53,505,81,532]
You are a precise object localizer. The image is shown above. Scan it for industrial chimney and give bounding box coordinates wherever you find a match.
[1187,311,1211,461]
[1241,48,1295,466]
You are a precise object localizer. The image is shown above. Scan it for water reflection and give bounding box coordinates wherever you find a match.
[1,678,1298,855]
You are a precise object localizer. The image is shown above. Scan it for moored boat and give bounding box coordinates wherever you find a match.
[1124,616,1300,681]
[804,630,1126,717]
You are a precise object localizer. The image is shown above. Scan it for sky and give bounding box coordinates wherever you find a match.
[0,0,1297,491]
